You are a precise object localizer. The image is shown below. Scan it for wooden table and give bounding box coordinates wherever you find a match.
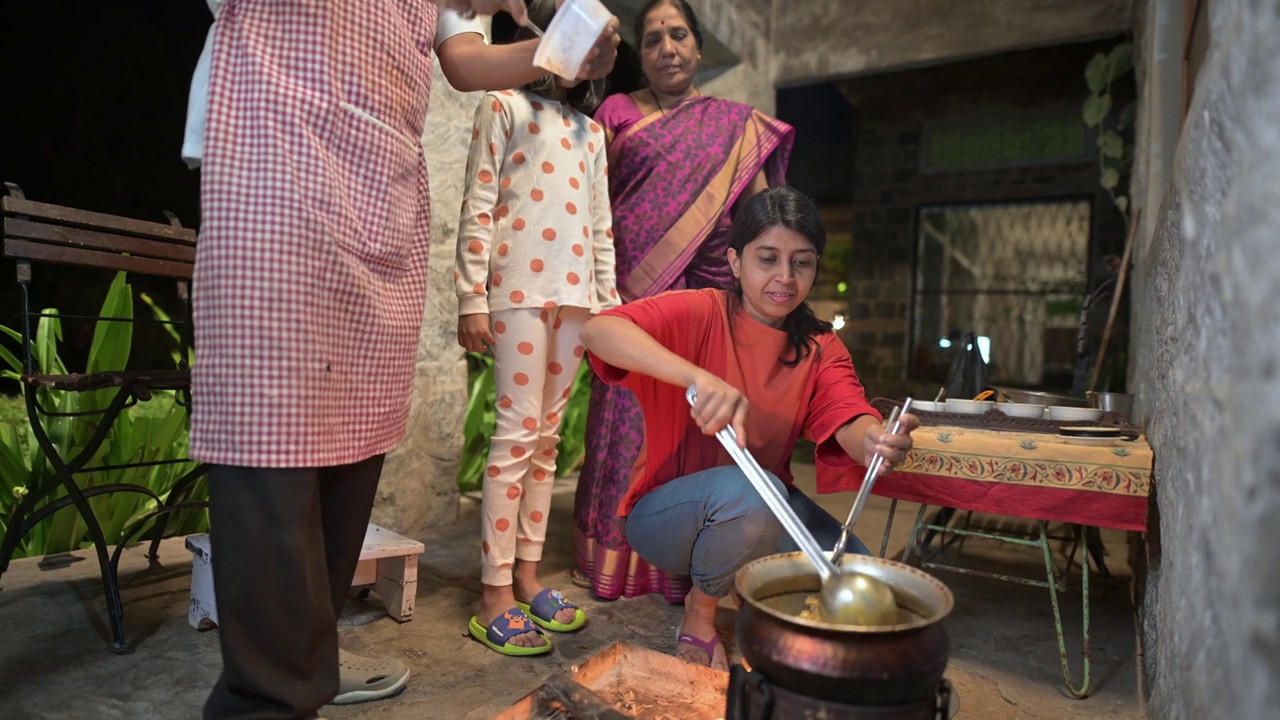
[818,424,1154,698]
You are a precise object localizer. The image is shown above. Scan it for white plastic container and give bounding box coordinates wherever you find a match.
[532,0,613,79]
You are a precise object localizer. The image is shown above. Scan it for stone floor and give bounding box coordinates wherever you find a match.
[0,464,1143,719]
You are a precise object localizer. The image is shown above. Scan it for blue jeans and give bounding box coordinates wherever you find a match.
[624,465,871,598]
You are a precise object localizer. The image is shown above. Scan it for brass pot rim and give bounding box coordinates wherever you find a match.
[735,552,955,634]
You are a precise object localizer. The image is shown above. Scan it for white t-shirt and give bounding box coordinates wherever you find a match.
[180,7,489,168]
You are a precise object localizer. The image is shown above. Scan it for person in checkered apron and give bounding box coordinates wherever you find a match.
[182,1,619,717]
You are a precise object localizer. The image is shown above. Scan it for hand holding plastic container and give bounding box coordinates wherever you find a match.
[532,0,616,79]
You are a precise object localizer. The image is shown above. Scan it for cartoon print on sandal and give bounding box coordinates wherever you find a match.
[517,588,587,632]
[468,607,553,657]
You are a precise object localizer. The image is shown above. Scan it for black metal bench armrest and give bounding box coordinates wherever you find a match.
[21,369,191,392]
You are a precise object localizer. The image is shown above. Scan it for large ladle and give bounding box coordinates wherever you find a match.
[822,399,912,625]
[685,387,911,626]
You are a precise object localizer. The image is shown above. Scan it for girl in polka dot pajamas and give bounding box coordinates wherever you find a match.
[454,0,619,657]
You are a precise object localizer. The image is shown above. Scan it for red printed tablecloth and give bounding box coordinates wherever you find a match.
[817,425,1153,532]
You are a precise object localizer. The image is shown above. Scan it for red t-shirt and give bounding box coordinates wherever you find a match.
[589,289,880,516]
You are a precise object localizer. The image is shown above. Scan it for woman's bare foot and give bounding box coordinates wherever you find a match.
[478,584,546,648]
[676,587,729,670]
[570,566,593,589]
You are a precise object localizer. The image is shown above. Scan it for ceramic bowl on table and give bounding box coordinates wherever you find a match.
[998,402,1047,419]
[944,399,994,415]
[910,400,946,413]
[1045,406,1103,422]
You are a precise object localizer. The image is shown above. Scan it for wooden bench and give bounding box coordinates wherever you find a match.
[186,523,426,629]
[0,182,204,653]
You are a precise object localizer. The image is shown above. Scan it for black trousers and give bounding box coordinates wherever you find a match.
[202,455,384,720]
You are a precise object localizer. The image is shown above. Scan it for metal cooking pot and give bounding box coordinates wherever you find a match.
[733,552,953,706]
[992,386,1086,408]
[1087,391,1134,420]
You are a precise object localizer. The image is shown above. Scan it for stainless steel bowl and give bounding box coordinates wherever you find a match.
[992,386,1085,408]
[1087,391,1134,420]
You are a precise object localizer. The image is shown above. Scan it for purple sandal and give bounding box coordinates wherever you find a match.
[676,632,726,669]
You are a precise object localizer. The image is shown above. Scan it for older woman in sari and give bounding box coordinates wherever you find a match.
[572,0,794,601]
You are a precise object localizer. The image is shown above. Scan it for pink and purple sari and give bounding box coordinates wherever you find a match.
[572,93,794,601]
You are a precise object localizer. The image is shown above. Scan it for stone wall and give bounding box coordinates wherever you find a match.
[372,64,481,538]
[1128,0,1280,716]
[771,0,1132,87]
[844,41,1129,393]
[685,0,777,115]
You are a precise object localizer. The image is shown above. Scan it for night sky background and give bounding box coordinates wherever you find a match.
[3,3,208,227]
[1,2,211,378]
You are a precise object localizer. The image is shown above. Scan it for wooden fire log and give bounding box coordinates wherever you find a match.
[534,673,634,719]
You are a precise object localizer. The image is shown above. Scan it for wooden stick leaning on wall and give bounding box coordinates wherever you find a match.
[1088,208,1141,395]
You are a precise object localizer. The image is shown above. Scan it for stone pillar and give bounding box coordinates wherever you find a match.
[1130,0,1280,716]
[690,0,777,116]
[372,64,483,539]
[699,61,776,116]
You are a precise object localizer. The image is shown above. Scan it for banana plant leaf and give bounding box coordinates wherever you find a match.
[138,292,193,368]
[455,351,596,492]
[0,272,206,558]
[457,353,497,493]
[553,361,593,476]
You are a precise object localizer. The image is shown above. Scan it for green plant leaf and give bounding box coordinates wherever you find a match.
[0,342,23,376]
[554,361,593,477]
[1115,196,1130,213]
[1098,130,1124,158]
[139,292,192,367]
[1083,94,1111,128]
[457,353,496,492]
[0,274,207,558]
[1117,101,1137,130]
[1109,41,1134,77]
[0,324,24,377]
[34,311,65,377]
[1084,53,1110,93]
[87,272,133,377]
[1100,168,1121,190]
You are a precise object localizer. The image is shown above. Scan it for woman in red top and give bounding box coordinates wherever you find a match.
[579,187,919,670]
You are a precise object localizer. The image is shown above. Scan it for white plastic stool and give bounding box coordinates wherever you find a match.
[185,523,425,630]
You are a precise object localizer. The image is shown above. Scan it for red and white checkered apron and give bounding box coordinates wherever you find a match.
[192,0,437,467]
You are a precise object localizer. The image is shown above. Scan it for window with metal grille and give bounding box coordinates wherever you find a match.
[910,200,1091,389]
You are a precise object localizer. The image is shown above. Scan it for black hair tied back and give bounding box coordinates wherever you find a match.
[729,187,832,367]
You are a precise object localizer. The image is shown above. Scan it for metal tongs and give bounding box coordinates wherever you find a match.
[829,398,913,567]
[686,386,840,582]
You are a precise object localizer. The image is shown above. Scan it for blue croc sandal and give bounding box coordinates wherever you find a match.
[468,608,553,656]
[517,588,587,633]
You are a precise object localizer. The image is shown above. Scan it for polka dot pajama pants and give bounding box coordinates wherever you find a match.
[480,305,590,587]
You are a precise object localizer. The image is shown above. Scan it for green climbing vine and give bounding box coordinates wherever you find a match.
[1082,40,1136,222]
